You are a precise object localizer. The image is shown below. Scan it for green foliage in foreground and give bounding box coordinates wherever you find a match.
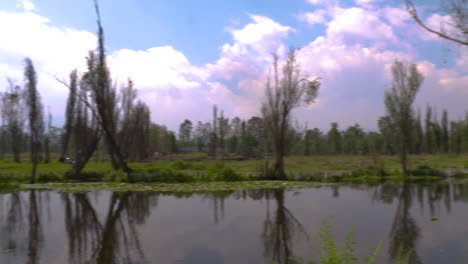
[276,220,413,264]
[19,181,321,193]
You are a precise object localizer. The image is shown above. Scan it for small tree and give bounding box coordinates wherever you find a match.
[262,49,320,179]
[24,58,44,183]
[384,60,424,176]
[178,119,193,146]
[0,79,26,163]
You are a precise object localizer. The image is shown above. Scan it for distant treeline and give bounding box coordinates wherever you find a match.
[1,102,466,161]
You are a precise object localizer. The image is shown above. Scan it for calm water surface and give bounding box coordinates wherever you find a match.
[0,183,467,264]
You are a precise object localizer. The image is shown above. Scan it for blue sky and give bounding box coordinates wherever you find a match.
[0,0,466,131]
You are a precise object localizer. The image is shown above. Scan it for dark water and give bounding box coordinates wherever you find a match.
[1,183,467,264]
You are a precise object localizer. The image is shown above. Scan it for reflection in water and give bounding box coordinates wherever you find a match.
[1,184,468,264]
[0,191,44,264]
[262,189,307,264]
[388,182,421,264]
[62,192,159,264]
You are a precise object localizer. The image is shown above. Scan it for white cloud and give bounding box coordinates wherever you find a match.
[206,14,293,83]
[381,7,410,27]
[109,46,206,91]
[307,0,328,5]
[0,2,467,132]
[327,7,396,42]
[17,0,35,12]
[298,9,328,25]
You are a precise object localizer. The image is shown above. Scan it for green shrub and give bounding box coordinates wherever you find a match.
[38,172,64,183]
[191,162,207,170]
[103,171,128,182]
[287,220,382,264]
[207,162,225,176]
[410,165,442,177]
[170,160,191,170]
[217,167,242,181]
[65,170,105,182]
[0,172,28,184]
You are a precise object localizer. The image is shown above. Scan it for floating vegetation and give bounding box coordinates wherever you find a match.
[20,181,322,193]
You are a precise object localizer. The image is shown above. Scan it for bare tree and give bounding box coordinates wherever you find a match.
[119,78,137,159]
[405,0,468,46]
[61,70,78,158]
[261,49,320,180]
[129,101,150,160]
[209,105,218,159]
[44,107,52,163]
[218,110,228,159]
[24,58,44,183]
[69,69,102,178]
[87,0,132,173]
[384,60,424,176]
[0,79,26,163]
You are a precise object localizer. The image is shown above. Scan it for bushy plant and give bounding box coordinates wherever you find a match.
[170,160,191,170]
[0,172,28,183]
[103,171,128,182]
[37,172,64,183]
[217,167,242,181]
[65,170,105,182]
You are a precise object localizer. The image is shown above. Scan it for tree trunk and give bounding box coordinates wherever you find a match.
[30,153,37,183]
[13,144,21,163]
[400,146,408,177]
[44,138,50,163]
[272,151,286,180]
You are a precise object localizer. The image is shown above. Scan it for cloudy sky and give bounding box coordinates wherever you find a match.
[0,0,466,132]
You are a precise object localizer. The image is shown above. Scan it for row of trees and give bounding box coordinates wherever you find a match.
[0,0,465,181]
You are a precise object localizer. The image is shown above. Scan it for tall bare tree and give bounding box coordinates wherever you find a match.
[262,49,320,179]
[209,105,218,159]
[384,61,424,176]
[87,0,132,173]
[129,101,151,160]
[119,78,137,159]
[68,64,102,178]
[0,79,26,163]
[24,58,44,183]
[44,107,52,163]
[61,70,78,158]
[405,0,467,46]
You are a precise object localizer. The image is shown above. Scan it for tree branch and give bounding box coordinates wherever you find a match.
[406,0,468,46]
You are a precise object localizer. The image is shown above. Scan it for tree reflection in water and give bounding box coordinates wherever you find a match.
[261,189,308,264]
[62,191,159,264]
[1,183,468,264]
[0,191,44,264]
[388,182,421,264]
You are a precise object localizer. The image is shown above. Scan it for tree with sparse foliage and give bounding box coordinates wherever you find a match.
[442,109,449,153]
[24,58,44,183]
[44,107,52,163]
[61,70,78,158]
[384,60,424,176]
[405,0,467,46]
[69,70,102,178]
[0,79,26,163]
[327,122,342,155]
[261,49,320,179]
[178,119,193,145]
[425,105,433,154]
[87,0,132,173]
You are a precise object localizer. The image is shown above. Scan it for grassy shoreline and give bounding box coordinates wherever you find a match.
[1,155,468,192]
